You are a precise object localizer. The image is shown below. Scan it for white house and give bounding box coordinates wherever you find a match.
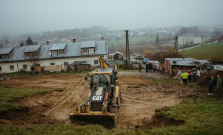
[178,35,211,46]
[0,40,108,73]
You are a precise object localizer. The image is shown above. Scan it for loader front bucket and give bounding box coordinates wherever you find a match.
[70,112,117,128]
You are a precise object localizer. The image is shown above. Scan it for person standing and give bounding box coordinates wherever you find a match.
[176,70,182,81]
[181,71,190,85]
[31,66,35,74]
[206,76,215,96]
[153,64,156,72]
[162,65,165,75]
[217,75,222,97]
[148,63,153,72]
[146,62,149,73]
[138,62,141,72]
[160,65,163,74]
[188,70,192,83]
[156,64,160,73]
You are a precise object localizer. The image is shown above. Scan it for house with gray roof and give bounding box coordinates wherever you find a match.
[0,39,108,73]
[165,58,209,75]
[0,47,14,60]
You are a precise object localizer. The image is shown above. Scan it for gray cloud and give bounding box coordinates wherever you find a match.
[0,0,223,35]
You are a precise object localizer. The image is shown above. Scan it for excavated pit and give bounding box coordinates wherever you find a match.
[0,71,193,128]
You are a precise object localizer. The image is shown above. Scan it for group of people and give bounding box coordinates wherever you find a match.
[138,62,166,75]
[175,70,222,97]
[205,75,222,97]
[175,70,192,85]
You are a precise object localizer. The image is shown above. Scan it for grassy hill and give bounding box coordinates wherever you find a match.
[183,41,223,61]
[109,36,168,46]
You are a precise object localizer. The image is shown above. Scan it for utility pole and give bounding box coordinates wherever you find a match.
[127,34,130,67]
[174,36,178,53]
[124,30,130,67]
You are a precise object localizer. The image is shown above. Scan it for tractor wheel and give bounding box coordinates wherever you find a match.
[111,107,118,127]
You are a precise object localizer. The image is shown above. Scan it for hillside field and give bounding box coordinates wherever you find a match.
[109,35,168,46]
[183,41,223,61]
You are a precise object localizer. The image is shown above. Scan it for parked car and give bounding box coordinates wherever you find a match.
[142,58,150,64]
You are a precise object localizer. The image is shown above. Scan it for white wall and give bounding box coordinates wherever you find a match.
[0,61,33,74]
[0,55,105,73]
[178,36,211,46]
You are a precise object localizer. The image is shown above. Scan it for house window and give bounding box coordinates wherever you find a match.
[10,65,14,71]
[0,55,3,59]
[23,65,27,70]
[0,66,2,71]
[58,50,64,55]
[25,52,37,58]
[50,63,55,65]
[82,48,88,54]
[64,62,68,67]
[51,51,57,56]
[94,60,99,65]
[89,48,95,54]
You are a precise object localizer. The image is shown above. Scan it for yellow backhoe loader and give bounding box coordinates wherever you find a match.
[70,56,121,126]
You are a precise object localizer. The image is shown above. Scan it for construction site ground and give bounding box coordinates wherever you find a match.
[0,70,195,129]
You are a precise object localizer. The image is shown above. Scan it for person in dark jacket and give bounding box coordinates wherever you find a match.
[138,62,142,72]
[188,70,192,83]
[162,65,165,75]
[146,62,149,72]
[153,64,156,72]
[217,75,222,97]
[31,66,35,74]
[148,63,153,72]
[206,76,215,95]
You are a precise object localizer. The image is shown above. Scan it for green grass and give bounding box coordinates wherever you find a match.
[0,97,222,135]
[183,41,223,61]
[109,36,168,46]
[0,87,52,112]
[150,97,223,135]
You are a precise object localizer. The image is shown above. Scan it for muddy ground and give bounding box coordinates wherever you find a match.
[0,71,194,128]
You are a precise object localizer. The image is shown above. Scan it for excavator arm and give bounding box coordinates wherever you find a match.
[99,56,113,69]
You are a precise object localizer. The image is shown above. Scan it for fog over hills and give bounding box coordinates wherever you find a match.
[0,0,223,36]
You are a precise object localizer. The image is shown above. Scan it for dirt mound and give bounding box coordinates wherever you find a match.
[0,72,194,128]
[140,107,184,129]
[0,104,60,125]
[143,115,185,129]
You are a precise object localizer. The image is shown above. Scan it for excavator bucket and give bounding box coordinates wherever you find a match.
[70,112,117,128]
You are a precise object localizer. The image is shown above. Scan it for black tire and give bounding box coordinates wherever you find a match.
[111,108,117,127]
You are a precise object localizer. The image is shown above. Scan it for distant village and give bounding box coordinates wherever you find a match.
[0,25,223,74]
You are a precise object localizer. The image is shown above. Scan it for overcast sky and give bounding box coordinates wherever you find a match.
[0,0,223,35]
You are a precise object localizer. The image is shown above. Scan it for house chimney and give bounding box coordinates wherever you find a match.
[46,40,50,45]
[72,39,76,43]
[101,37,104,40]
[20,43,24,47]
